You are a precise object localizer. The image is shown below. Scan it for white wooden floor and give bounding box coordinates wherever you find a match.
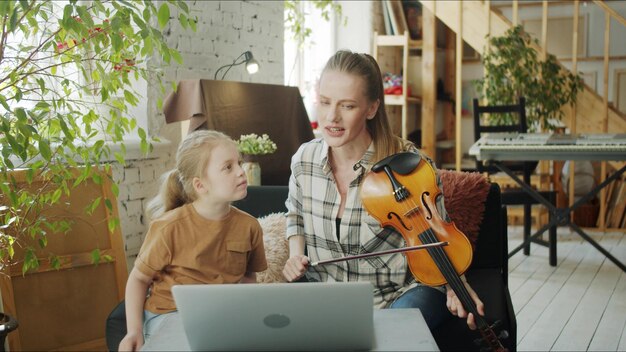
[507,225,626,351]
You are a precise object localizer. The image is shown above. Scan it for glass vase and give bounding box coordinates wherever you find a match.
[242,157,261,186]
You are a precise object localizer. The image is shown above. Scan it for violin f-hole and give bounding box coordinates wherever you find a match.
[421,191,433,220]
[387,212,412,231]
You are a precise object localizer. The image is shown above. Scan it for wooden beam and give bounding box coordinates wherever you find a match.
[598,11,611,229]
[493,0,589,8]
[594,0,626,28]
[541,0,548,61]
[402,31,409,140]
[455,1,463,171]
[422,4,436,160]
[569,0,580,211]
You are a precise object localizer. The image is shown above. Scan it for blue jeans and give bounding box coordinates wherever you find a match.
[390,285,451,330]
[143,310,177,341]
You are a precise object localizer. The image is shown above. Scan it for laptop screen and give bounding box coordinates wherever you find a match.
[172,282,374,351]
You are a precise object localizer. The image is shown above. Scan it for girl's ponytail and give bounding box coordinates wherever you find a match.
[146,169,188,220]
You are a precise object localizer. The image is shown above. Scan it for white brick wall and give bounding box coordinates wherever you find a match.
[117,0,284,271]
[147,1,284,140]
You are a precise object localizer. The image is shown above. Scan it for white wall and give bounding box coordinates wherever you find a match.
[115,0,284,270]
[334,1,374,54]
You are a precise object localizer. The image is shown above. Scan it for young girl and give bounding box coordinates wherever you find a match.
[118,130,267,351]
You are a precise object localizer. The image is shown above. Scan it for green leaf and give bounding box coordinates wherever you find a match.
[77,6,94,27]
[9,7,19,32]
[39,139,52,161]
[157,3,170,29]
[86,197,101,215]
[107,218,118,233]
[63,4,73,23]
[91,248,101,265]
[50,256,61,270]
[0,94,9,110]
[51,188,62,203]
[111,33,123,51]
[0,1,10,16]
[171,50,182,65]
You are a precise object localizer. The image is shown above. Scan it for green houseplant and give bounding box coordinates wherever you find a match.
[475,25,584,131]
[0,0,193,275]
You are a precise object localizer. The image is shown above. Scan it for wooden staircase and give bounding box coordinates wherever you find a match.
[419,0,626,136]
[418,0,626,230]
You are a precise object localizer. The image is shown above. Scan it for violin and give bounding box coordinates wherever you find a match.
[360,152,509,352]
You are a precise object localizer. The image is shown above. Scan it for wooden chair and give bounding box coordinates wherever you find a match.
[473,97,557,265]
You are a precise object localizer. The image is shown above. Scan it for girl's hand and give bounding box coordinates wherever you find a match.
[118,331,143,352]
[282,255,309,282]
[445,281,485,330]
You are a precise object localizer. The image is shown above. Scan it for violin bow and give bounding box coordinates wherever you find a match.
[310,241,448,267]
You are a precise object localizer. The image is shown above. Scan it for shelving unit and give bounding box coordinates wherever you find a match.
[373,31,422,140]
[373,6,440,159]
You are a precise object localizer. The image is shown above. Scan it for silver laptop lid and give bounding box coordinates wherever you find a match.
[172,282,374,351]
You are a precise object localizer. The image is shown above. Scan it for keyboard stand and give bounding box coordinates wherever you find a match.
[488,160,626,272]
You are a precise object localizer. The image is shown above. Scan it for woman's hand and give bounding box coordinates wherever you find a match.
[118,331,143,352]
[445,281,485,330]
[282,255,309,282]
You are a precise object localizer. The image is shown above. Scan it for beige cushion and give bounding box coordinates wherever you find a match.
[257,213,288,283]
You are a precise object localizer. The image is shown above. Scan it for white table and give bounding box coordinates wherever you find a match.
[142,308,439,351]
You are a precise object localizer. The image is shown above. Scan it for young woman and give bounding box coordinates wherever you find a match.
[282,50,484,331]
[119,130,267,351]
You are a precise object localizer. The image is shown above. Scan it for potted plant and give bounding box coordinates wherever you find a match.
[237,133,277,186]
[0,1,193,337]
[475,25,584,131]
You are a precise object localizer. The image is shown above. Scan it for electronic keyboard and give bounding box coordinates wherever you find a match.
[469,133,626,161]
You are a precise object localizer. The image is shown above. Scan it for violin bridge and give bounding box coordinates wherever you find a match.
[403,205,420,218]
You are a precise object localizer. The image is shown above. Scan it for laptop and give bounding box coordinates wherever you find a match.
[172,282,374,351]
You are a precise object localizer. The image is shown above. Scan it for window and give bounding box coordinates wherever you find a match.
[284,2,336,122]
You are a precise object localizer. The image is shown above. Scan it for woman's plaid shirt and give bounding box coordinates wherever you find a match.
[285,139,448,308]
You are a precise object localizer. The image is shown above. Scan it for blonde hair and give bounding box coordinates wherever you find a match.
[321,50,410,163]
[146,130,236,219]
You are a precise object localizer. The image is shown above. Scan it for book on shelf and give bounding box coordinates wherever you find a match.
[382,0,393,35]
[383,0,407,35]
[389,1,407,36]
[384,1,400,36]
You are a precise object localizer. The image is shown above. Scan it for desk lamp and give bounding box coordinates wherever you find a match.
[214,51,260,80]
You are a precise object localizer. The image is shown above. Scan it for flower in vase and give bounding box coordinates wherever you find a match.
[237,133,277,156]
